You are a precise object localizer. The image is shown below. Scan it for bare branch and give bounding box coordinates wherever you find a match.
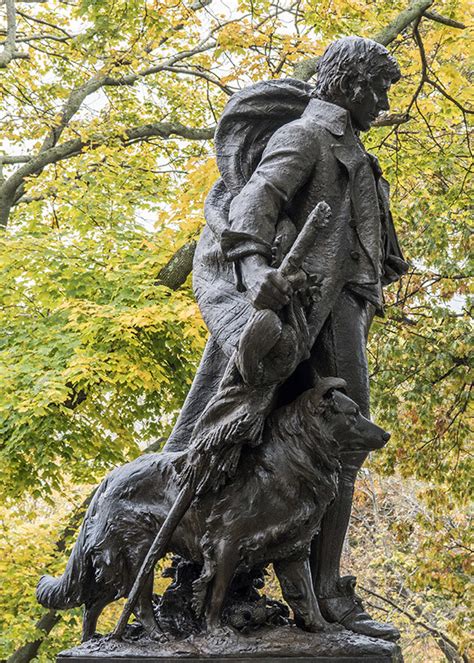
[160,65,233,95]
[0,0,28,67]
[156,240,197,290]
[413,24,473,116]
[0,121,215,227]
[373,0,434,46]
[16,9,72,36]
[372,112,411,127]
[294,0,435,81]
[360,586,469,663]
[4,32,71,44]
[102,40,217,87]
[423,10,466,30]
[37,41,217,154]
[293,56,319,82]
[0,154,32,163]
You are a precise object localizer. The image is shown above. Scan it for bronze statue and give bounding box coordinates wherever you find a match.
[38,35,408,660]
[166,35,408,639]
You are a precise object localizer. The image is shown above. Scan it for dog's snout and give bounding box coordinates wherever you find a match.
[382,431,391,442]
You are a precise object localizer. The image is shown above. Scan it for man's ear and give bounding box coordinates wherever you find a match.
[338,72,362,103]
[350,75,368,103]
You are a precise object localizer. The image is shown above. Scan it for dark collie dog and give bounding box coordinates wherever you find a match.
[37,378,390,641]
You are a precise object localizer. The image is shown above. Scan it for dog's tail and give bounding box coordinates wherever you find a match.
[36,521,88,609]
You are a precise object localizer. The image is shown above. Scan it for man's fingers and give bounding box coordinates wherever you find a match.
[247,266,292,311]
[286,270,307,290]
[253,295,284,311]
[256,292,289,309]
[261,280,290,302]
[253,287,289,311]
[268,271,292,296]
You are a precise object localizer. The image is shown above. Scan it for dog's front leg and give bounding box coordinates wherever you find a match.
[274,557,330,632]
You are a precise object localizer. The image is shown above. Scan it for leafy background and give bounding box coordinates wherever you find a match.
[0,0,471,661]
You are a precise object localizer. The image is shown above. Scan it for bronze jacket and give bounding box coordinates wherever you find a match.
[194,97,408,358]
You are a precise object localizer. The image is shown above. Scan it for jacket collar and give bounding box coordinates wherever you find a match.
[303,97,351,137]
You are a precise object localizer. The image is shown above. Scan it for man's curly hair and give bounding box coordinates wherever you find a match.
[313,36,401,101]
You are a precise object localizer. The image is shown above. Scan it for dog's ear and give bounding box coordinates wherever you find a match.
[314,377,347,402]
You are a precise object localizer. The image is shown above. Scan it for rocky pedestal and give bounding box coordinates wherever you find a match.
[57,626,403,662]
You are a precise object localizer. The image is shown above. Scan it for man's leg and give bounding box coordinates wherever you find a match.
[309,290,399,640]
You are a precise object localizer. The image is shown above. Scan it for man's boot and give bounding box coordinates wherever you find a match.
[311,454,400,641]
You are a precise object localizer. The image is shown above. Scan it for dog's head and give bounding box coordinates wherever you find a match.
[307,378,391,453]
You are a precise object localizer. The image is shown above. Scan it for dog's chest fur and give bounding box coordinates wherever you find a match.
[199,437,338,569]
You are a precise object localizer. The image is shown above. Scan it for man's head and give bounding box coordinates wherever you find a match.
[313,36,401,131]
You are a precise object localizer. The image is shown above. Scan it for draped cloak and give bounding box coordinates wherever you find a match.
[165,79,408,455]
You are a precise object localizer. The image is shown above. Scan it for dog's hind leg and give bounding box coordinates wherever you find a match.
[274,557,330,632]
[133,573,165,641]
[205,543,239,635]
[82,597,109,642]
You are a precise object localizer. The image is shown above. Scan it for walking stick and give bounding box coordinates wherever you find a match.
[112,483,194,639]
[112,201,331,640]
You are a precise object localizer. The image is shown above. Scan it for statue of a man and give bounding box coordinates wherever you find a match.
[165,36,408,639]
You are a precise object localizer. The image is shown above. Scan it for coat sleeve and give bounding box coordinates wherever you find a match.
[221,121,316,263]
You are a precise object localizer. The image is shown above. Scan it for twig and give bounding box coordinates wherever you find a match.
[359,586,468,663]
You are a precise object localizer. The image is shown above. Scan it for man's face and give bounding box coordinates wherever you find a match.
[346,74,392,132]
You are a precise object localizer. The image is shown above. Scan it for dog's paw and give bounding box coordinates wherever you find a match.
[148,626,168,642]
[207,624,238,640]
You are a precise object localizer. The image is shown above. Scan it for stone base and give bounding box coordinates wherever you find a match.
[57,625,403,662]
[58,658,398,663]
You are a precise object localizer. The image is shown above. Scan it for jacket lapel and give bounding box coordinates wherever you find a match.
[331,143,367,179]
[331,142,381,278]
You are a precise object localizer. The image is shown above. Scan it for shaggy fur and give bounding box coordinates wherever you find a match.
[37,381,389,641]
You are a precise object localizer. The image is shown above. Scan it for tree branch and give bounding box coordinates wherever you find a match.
[0,154,32,163]
[156,239,197,290]
[413,24,473,116]
[0,0,28,67]
[373,0,434,46]
[372,112,411,127]
[423,10,466,30]
[360,586,469,663]
[4,32,71,44]
[292,55,319,81]
[294,0,435,81]
[160,65,233,95]
[0,121,215,227]
[16,8,72,36]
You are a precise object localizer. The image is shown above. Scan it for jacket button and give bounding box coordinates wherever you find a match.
[350,251,360,261]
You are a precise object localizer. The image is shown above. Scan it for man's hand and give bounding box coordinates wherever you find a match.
[240,254,309,311]
[247,265,292,311]
[240,254,291,310]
